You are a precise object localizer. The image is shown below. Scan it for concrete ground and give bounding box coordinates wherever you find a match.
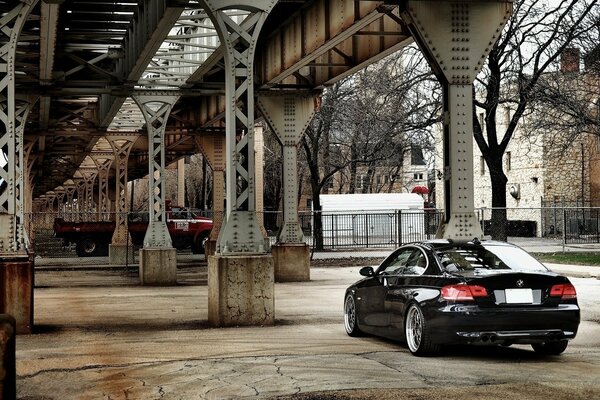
[16,256,600,400]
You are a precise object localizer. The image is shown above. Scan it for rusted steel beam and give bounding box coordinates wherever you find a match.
[259,0,412,88]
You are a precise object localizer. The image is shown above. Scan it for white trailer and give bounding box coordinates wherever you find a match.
[317,193,428,246]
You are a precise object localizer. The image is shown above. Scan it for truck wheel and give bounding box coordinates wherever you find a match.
[76,236,100,257]
[192,233,209,254]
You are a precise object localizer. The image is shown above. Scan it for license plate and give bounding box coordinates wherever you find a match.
[505,288,533,304]
[175,221,189,231]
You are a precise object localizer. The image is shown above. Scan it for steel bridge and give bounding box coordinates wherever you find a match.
[0,0,512,333]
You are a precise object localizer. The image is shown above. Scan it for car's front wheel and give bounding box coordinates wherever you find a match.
[531,340,568,355]
[344,293,362,337]
[405,303,440,356]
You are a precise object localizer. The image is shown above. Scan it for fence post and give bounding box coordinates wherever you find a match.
[365,214,369,248]
[397,210,402,247]
[562,208,567,253]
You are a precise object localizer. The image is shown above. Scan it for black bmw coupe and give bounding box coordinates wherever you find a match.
[344,239,580,356]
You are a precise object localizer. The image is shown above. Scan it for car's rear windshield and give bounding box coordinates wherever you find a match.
[436,244,548,273]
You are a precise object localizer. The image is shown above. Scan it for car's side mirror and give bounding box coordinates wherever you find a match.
[359,266,375,277]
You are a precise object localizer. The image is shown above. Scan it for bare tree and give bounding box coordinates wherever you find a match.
[303,46,441,250]
[473,0,598,240]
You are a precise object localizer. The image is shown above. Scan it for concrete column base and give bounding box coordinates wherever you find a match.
[204,239,217,258]
[0,254,34,334]
[271,243,310,282]
[109,244,135,265]
[139,248,177,286]
[208,254,274,327]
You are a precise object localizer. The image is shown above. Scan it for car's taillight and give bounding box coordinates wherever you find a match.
[550,283,577,300]
[441,284,488,301]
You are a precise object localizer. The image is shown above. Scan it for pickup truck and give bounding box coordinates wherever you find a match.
[54,207,213,257]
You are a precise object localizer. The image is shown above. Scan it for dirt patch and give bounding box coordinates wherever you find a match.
[273,382,600,400]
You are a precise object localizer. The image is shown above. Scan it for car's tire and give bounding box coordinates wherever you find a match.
[191,233,209,254]
[344,293,362,337]
[405,303,440,356]
[76,236,99,257]
[531,340,569,355]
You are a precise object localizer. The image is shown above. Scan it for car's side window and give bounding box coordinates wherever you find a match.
[403,250,428,276]
[378,248,413,275]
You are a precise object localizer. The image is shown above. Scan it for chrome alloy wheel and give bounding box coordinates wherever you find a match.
[406,305,423,353]
[344,294,357,335]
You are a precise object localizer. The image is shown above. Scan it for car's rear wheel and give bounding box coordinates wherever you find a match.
[344,293,362,337]
[531,340,568,355]
[76,236,98,257]
[405,303,440,356]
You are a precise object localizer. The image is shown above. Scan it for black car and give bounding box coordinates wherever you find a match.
[344,239,580,356]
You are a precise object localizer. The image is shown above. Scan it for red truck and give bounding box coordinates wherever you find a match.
[53,207,213,257]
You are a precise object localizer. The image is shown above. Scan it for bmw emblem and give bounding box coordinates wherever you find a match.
[516,279,524,288]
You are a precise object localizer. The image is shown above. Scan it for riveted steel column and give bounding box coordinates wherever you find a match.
[91,156,113,221]
[201,1,276,327]
[200,1,276,254]
[0,1,37,256]
[133,96,178,285]
[106,136,136,264]
[195,133,226,256]
[64,182,76,221]
[74,177,85,216]
[258,95,316,243]
[400,1,512,241]
[132,96,178,248]
[55,187,66,218]
[0,5,38,334]
[258,94,315,282]
[79,168,98,217]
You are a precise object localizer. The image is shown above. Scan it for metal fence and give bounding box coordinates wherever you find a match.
[22,206,600,258]
[264,209,443,249]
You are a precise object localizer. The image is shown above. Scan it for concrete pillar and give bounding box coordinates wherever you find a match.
[400,1,511,241]
[133,95,178,285]
[107,136,136,265]
[0,255,34,334]
[195,133,225,257]
[258,94,316,282]
[200,1,276,326]
[208,254,274,326]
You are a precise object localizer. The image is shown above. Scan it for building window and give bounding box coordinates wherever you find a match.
[480,156,485,175]
[506,151,511,172]
[357,175,364,189]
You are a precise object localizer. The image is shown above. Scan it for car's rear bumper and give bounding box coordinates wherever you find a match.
[426,304,580,345]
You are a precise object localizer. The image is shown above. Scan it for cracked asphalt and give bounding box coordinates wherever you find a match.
[16,264,600,399]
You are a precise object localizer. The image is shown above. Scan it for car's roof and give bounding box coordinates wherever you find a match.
[407,239,517,250]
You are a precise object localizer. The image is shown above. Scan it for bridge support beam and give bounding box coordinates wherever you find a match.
[107,136,136,264]
[201,1,276,326]
[133,96,178,285]
[258,94,316,282]
[0,1,38,334]
[195,133,226,257]
[400,1,511,241]
[91,155,114,222]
